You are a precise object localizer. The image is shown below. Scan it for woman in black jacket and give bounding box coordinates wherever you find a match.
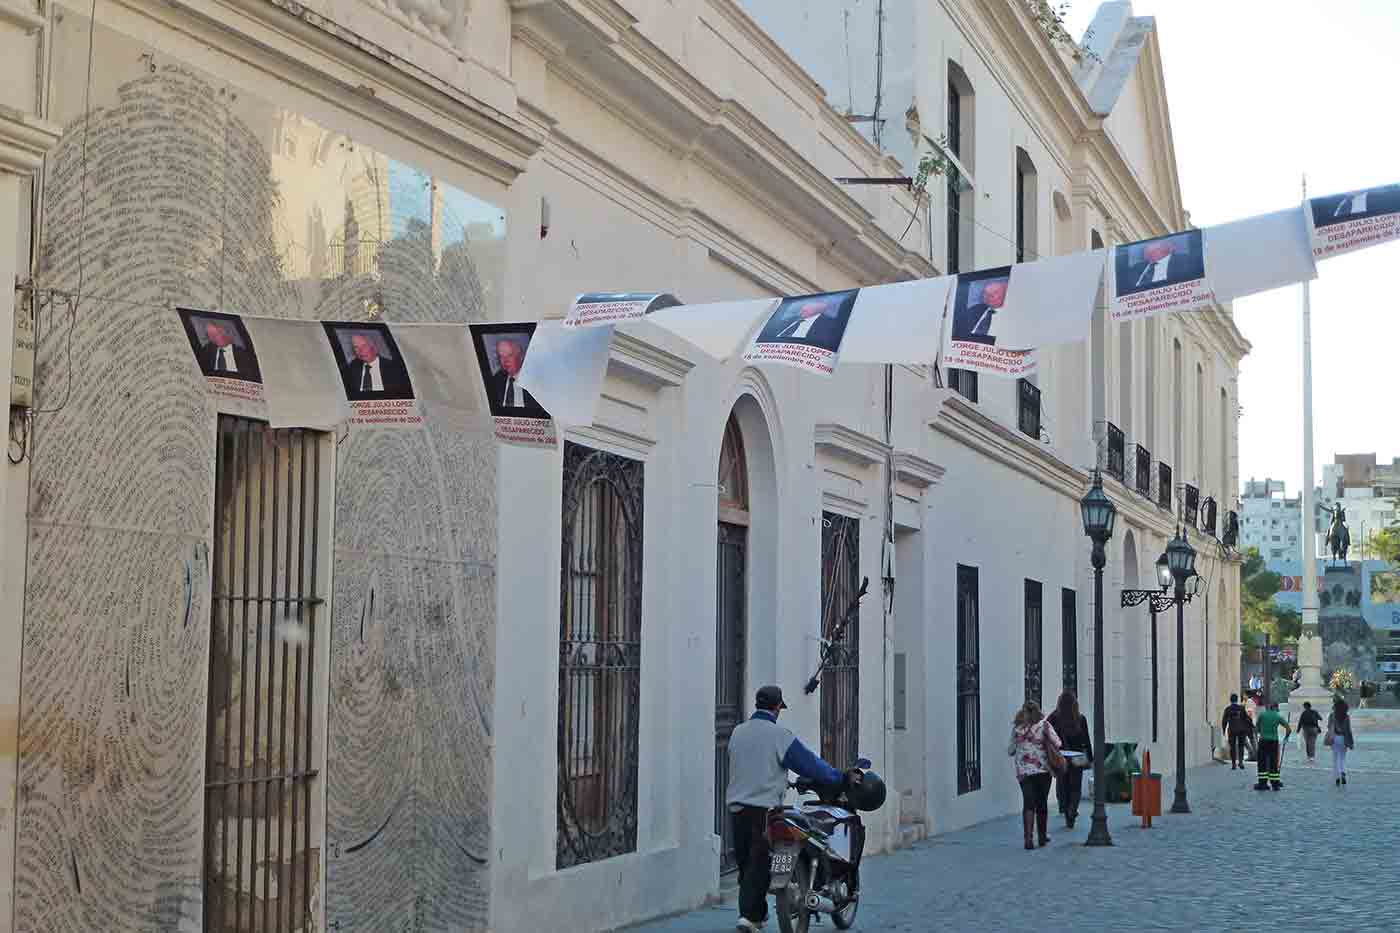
[1047,690,1092,828]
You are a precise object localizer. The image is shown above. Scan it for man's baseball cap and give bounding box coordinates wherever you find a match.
[756,685,788,710]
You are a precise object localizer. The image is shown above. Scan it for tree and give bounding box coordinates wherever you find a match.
[1239,548,1300,646]
[1374,523,1400,566]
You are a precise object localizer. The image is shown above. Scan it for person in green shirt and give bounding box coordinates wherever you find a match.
[1253,703,1292,791]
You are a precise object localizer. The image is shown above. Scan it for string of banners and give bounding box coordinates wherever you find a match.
[176,182,1398,441]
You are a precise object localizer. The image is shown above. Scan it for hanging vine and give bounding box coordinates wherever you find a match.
[1019,0,1102,64]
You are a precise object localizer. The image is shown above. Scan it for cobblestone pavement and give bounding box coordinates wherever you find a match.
[626,712,1400,932]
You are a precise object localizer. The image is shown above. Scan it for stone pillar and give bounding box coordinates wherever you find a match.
[0,3,62,929]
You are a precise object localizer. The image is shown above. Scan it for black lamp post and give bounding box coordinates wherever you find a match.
[1079,471,1117,847]
[1165,529,1198,814]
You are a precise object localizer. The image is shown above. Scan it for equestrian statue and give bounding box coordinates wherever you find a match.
[1325,504,1350,567]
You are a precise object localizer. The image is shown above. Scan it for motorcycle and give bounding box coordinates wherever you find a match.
[766,760,885,933]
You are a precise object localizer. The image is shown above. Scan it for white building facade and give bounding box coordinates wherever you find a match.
[0,2,1244,932]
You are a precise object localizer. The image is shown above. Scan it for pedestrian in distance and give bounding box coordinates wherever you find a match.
[1296,701,1323,764]
[1324,696,1356,787]
[1253,702,1291,792]
[1046,690,1091,829]
[1008,699,1063,850]
[1221,693,1253,770]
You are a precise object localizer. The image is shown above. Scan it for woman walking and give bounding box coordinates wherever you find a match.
[1008,699,1062,850]
[1325,697,1355,786]
[1046,690,1091,828]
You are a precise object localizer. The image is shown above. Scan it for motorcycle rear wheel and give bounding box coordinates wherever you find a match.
[774,858,812,933]
[831,871,859,930]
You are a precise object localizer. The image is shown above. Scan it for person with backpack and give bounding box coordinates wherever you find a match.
[1221,694,1253,770]
[1296,701,1323,763]
[1325,697,1356,786]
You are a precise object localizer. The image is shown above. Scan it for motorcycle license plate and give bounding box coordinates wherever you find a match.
[770,851,795,874]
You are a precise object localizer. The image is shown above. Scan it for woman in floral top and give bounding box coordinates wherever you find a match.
[1008,699,1062,850]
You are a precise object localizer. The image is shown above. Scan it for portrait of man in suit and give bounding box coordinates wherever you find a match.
[472,326,550,419]
[753,289,858,354]
[326,325,414,401]
[1311,184,1400,228]
[951,276,1010,346]
[1115,231,1205,297]
[179,310,262,384]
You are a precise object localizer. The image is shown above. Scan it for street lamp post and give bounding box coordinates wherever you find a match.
[1121,531,1198,815]
[1079,471,1117,847]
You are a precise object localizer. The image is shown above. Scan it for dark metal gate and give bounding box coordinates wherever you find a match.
[820,512,860,769]
[558,442,644,870]
[1024,580,1042,706]
[714,522,746,871]
[956,565,981,795]
[1061,588,1078,694]
[204,416,323,932]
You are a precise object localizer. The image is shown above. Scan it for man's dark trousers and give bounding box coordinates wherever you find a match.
[1255,739,1281,789]
[731,806,770,924]
[1229,732,1248,767]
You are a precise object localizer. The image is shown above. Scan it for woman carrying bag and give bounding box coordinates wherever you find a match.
[1008,699,1064,850]
[1325,697,1356,786]
[1046,690,1091,829]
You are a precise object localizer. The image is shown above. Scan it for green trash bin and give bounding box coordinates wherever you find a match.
[1103,741,1141,803]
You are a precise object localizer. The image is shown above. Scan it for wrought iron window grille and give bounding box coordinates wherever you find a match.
[1017,379,1041,440]
[1105,422,1125,483]
[956,565,981,795]
[1183,484,1200,528]
[1061,588,1078,695]
[1135,444,1152,498]
[819,513,861,770]
[1157,462,1173,511]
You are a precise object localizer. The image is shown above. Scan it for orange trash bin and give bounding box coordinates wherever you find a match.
[1130,750,1163,828]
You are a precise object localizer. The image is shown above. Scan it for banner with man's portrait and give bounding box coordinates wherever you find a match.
[322,321,425,429]
[563,292,683,328]
[177,308,267,414]
[1110,229,1214,321]
[742,289,859,375]
[1306,182,1400,260]
[941,267,1035,378]
[470,322,558,448]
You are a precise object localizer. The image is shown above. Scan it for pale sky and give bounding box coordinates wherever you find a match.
[1069,1,1400,498]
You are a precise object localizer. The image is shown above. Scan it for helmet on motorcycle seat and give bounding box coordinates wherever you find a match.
[845,770,887,812]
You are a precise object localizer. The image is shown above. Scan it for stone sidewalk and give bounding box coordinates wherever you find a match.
[624,722,1399,931]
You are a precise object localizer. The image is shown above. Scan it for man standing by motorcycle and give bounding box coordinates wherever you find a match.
[726,685,844,933]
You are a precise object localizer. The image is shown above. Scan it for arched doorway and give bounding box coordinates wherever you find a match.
[715,413,749,870]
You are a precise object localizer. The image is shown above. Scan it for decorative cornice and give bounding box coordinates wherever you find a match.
[606,327,695,390]
[814,424,890,469]
[929,391,1085,499]
[566,422,654,459]
[0,106,62,176]
[892,451,945,489]
[0,0,46,33]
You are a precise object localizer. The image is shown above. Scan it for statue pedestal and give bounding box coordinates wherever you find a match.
[1290,632,1333,711]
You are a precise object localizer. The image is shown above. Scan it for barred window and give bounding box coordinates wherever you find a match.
[557,443,644,869]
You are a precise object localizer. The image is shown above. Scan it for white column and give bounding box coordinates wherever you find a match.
[1293,178,1330,711]
[0,4,62,928]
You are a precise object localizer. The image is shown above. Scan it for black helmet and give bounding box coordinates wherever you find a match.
[845,769,886,812]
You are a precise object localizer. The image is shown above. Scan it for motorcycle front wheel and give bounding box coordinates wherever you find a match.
[774,857,812,933]
[831,867,859,929]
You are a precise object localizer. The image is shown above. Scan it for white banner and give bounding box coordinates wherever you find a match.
[517,320,614,428]
[1306,183,1400,261]
[647,298,778,360]
[563,291,682,328]
[392,323,491,432]
[1110,229,1215,321]
[1203,208,1316,303]
[993,250,1107,351]
[241,316,349,430]
[837,277,956,364]
[942,267,1036,379]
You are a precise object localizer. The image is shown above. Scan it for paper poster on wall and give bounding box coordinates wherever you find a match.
[241,317,351,430]
[741,289,858,375]
[563,292,682,328]
[1306,183,1400,260]
[390,323,492,433]
[471,322,558,448]
[941,268,1035,378]
[177,308,267,413]
[1110,229,1214,321]
[322,321,425,429]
